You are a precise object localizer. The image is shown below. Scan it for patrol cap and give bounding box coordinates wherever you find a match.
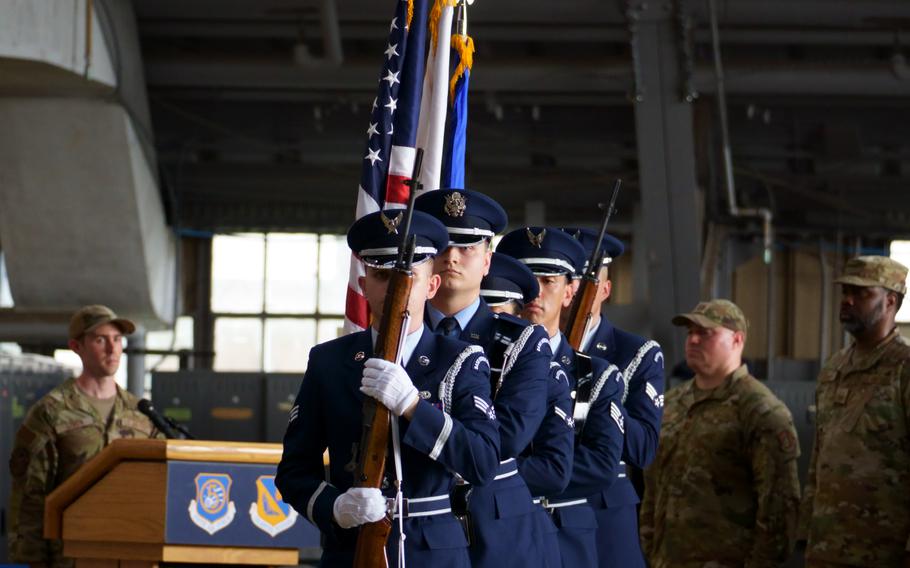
[562,227,625,268]
[414,188,508,247]
[347,209,449,269]
[672,299,748,334]
[480,253,540,307]
[496,226,587,277]
[834,255,908,295]
[69,304,136,340]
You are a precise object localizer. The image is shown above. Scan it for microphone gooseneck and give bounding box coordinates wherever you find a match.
[137,399,181,439]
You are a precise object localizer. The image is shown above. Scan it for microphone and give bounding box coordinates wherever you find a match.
[137,399,181,439]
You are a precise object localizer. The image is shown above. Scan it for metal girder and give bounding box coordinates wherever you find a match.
[143,58,910,98]
[132,0,620,25]
[627,0,702,372]
[132,0,910,28]
[688,0,910,26]
[136,22,902,48]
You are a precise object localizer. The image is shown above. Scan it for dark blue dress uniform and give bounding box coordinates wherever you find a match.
[497,227,627,568]
[584,318,663,567]
[276,210,501,568]
[276,329,500,567]
[483,251,573,568]
[416,189,552,568]
[518,361,575,568]
[425,300,551,566]
[565,228,665,568]
[548,335,626,568]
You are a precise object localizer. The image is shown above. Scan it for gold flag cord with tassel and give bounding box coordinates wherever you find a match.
[449,34,475,104]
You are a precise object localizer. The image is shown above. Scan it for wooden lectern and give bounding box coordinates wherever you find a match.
[44,439,318,568]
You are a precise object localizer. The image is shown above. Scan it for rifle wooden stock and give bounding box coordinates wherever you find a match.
[564,277,599,351]
[563,179,621,351]
[353,268,413,568]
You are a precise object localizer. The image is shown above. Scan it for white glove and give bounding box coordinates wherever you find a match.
[332,487,387,529]
[360,358,419,416]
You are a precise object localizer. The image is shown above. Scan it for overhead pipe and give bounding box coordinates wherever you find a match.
[707,0,776,377]
[891,31,910,80]
[293,0,343,67]
[321,0,343,66]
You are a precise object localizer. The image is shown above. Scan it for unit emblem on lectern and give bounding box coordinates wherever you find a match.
[189,473,236,534]
[249,475,298,537]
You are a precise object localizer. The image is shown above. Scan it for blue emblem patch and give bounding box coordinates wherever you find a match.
[189,473,236,535]
[248,475,298,537]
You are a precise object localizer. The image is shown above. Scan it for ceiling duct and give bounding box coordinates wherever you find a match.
[0,0,175,334]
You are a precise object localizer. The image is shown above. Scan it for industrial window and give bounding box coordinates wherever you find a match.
[0,252,12,309]
[0,252,17,355]
[211,233,347,371]
[891,241,910,323]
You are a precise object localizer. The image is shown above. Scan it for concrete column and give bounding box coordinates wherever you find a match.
[191,238,215,370]
[127,326,145,396]
[628,0,702,370]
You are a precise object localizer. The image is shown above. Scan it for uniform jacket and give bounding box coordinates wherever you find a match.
[640,365,800,568]
[8,378,162,567]
[452,301,550,458]
[585,317,664,471]
[551,335,626,501]
[275,328,500,566]
[583,318,664,567]
[545,335,626,568]
[441,300,551,568]
[518,361,575,497]
[801,329,910,567]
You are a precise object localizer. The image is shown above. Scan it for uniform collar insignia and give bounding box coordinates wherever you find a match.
[380,212,403,235]
[596,342,607,351]
[354,351,365,361]
[470,332,480,339]
[418,355,430,366]
[560,355,571,366]
[419,390,432,399]
[444,192,467,217]
[527,227,546,248]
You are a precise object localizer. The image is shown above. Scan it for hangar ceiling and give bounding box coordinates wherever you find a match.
[133,0,910,240]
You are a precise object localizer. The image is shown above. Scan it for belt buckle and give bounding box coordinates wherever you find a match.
[540,497,554,515]
[388,496,408,518]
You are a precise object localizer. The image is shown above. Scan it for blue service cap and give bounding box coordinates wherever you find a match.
[496,227,587,277]
[347,209,449,269]
[414,188,508,246]
[480,253,540,307]
[562,227,625,268]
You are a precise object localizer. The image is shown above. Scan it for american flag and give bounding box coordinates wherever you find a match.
[344,0,431,332]
[345,0,473,333]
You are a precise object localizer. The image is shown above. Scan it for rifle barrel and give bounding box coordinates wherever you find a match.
[586,179,621,279]
[396,149,425,268]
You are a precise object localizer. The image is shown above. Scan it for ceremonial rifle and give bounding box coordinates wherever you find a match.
[563,179,621,351]
[353,150,424,568]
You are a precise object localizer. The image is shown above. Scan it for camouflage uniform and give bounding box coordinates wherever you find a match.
[641,299,801,568]
[801,255,910,567]
[8,378,162,567]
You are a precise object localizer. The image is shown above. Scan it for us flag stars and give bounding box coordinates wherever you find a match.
[361,7,406,171]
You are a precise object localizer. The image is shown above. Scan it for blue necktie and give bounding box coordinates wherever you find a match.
[438,317,460,338]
